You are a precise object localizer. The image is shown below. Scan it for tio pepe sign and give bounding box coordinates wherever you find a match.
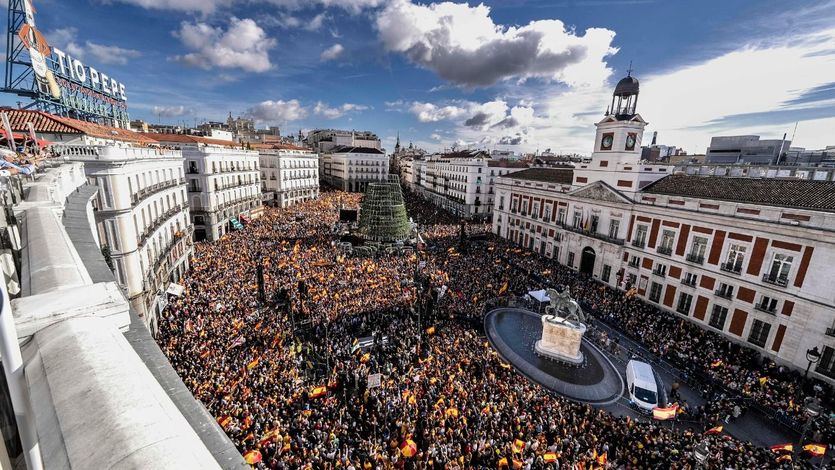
[18,0,128,109]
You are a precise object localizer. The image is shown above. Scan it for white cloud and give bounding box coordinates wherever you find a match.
[84,42,142,65]
[273,12,328,31]
[313,101,368,119]
[639,27,835,152]
[246,100,308,122]
[320,44,344,61]
[264,0,387,13]
[110,0,230,14]
[153,105,192,118]
[172,18,276,73]
[408,102,469,122]
[45,28,140,65]
[376,0,617,87]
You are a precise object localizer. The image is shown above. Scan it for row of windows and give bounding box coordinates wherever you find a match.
[633,224,797,286]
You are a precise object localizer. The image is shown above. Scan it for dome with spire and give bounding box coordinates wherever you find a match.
[614,74,639,97]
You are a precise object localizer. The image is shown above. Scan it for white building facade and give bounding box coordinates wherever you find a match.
[413,150,526,220]
[259,145,320,208]
[491,75,835,382]
[146,135,262,241]
[60,145,193,333]
[321,146,389,192]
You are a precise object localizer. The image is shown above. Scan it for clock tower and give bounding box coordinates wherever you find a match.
[572,71,668,196]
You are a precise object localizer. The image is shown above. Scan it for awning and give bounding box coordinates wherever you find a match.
[166,283,185,297]
[528,289,550,303]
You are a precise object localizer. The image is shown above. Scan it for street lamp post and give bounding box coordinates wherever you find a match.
[805,346,822,379]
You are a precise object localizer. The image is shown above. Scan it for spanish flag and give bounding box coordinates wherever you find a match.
[704,425,723,435]
[596,452,607,465]
[243,450,262,465]
[758,376,768,386]
[710,359,723,368]
[360,353,371,363]
[512,459,523,469]
[258,429,281,447]
[217,415,232,429]
[498,457,509,468]
[652,404,678,420]
[310,386,327,399]
[482,405,491,415]
[803,444,826,457]
[498,281,509,296]
[445,407,460,418]
[426,326,436,335]
[776,454,792,463]
[770,443,793,453]
[543,452,557,463]
[512,439,526,453]
[246,358,259,370]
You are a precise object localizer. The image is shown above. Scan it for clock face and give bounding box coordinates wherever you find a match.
[626,135,636,149]
[601,134,614,150]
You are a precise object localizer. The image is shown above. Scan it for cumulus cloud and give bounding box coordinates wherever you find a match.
[246,100,308,122]
[173,18,276,73]
[408,102,469,122]
[320,44,344,61]
[153,105,192,118]
[376,0,617,87]
[273,12,328,31]
[314,102,369,119]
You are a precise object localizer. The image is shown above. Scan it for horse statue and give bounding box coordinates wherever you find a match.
[545,287,587,325]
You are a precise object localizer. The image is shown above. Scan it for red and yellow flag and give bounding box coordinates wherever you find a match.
[770,443,793,453]
[243,450,262,465]
[246,358,259,370]
[512,459,523,469]
[360,353,371,363]
[776,454,792,463]
[596,452,607,465]
[400,439,418,458]
[543,452,558,463]
[704,425,723,435]
[652,404,678,420]
[497,457,509,468]
[426,326,436,335]
[217,415,232,429]
[710,359,723,368]
[310,386,327,399]
[512,439,526,453]
[803,443,827,457]
[498,281,509,296]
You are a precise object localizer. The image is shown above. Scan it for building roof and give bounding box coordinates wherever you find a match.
[141,133,239,147]
[250,142,310,151]
[435,150,490,159]
[504,167,574,185]
[1,108,154,144]
[488,159,528,168]
[330,146,385,154]
[642,175,835,212]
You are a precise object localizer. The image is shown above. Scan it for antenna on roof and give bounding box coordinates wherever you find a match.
[626,60,634,77]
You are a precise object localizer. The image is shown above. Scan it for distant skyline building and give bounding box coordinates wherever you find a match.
[306,129,381,154]
[705,135,791,165]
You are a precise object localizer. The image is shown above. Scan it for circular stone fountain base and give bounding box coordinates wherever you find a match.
[485,307,624,406]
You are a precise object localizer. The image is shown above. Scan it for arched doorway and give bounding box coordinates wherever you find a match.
[579,247,596,275]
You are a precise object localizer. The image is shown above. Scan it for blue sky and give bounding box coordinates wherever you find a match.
[5,0,835,154]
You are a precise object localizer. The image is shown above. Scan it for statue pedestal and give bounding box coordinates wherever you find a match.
[535,316,586,365]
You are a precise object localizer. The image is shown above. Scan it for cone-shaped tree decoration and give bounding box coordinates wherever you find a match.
[359,175,411,242]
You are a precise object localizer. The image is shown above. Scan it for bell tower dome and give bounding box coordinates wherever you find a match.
[570,68,668,197]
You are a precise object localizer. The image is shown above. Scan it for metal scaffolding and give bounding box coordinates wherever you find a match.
[359,175,412,243]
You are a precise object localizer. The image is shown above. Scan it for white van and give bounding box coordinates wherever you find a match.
[626,360,659,412]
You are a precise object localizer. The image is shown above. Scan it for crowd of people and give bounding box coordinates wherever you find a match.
[157,189,830,469]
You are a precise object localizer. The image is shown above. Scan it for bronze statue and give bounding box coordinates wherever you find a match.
[545,287,586,325]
